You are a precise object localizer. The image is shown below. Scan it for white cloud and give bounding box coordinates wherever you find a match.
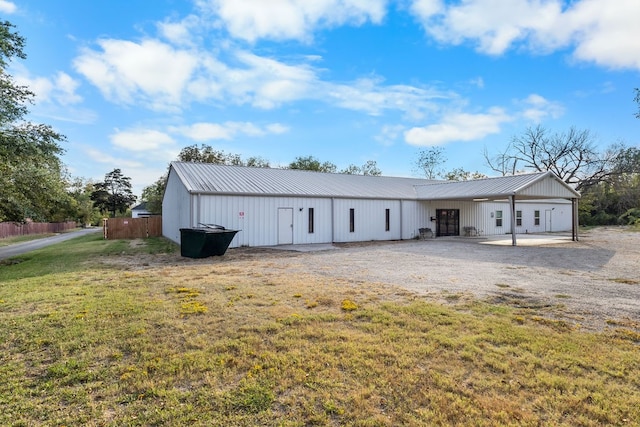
[229,51,318,109]
[85,148,144,169]
[324,77,452,119]
[110,129,175,152]
[469,77,484,89]
[374,124,405,146]
[0,0,16,14]
[157,21,193,45]
[266,123,289,134]
[519,93,564,122]
[411,0,562,55]
[157,15,204,46]
[566,0,640,69]
[404,107,512,146]
[200,0,387,42]
[14,68,83,106]
[410,0,640,70]
[74,39,199,110]
[72,34,453,119]
[170,121,290,141]
[53,72,83,105]
[83,148,162,195]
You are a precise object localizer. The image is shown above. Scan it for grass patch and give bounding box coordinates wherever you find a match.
[609,278,639,285]
[1,236,639,426]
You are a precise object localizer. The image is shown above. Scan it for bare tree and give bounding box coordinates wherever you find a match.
[485,125,621,191]
[483,145,520,176]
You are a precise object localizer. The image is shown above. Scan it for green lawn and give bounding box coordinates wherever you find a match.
[0,235,638,426]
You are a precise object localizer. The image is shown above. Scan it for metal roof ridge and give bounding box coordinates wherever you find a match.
[411,171,549,188]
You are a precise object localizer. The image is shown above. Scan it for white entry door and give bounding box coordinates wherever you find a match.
[545,209,552,232]
[278,208,294,244]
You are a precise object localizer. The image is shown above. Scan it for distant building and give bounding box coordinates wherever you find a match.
[131,202,152,218]
[162,162,580,247]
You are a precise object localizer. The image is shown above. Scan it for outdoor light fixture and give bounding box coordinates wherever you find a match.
[473,198,489,202]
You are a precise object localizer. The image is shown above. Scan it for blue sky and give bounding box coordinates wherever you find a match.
[3,0,639,196]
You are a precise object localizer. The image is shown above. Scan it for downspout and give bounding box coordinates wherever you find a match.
[510,195,517,246]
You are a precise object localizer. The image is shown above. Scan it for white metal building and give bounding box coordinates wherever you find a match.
[162,162,580,248]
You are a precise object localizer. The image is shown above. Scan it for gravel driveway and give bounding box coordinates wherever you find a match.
[233,227,639,331]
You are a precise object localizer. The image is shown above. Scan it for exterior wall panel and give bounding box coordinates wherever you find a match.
[512,200,573,234]
[519,177,578,199]
[332,199,402,242]
[197,195,333,247]
[162,170,192,244]
[419,199,573,236]
[402,200,427,240]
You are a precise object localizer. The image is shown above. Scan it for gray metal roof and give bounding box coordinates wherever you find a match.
[170,162,580,200]
[414,171,580,200]
[170,162,437,199]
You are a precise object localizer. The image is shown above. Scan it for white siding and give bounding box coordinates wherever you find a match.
[332,199,402,243]
[401,200,426,240]
[196,195,333,247]
[163,163,576,247]
[512,200,573,234]
[518,176,578,199]
[418,199,573,236]
[162,170,193,244]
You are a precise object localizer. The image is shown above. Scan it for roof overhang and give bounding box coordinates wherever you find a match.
[414,171,580,202]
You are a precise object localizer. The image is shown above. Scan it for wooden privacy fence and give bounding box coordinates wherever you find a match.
[0,221,77,239]
[103,217,162,239]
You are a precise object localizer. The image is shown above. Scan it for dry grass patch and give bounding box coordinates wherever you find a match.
[0,235,639,426]
[609,278,639,285]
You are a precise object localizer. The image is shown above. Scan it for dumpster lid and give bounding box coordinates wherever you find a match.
[198,223,226,230]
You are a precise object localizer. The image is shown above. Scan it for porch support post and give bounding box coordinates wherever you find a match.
[510,195,517,246]
[572,198,579,242]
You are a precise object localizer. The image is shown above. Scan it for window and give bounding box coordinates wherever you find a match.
[385,209,390,232]
[534,210,540,226]
[349,208,355,232]
[496,210,503,227]
[308,208,314,233]
[516,210,522,226]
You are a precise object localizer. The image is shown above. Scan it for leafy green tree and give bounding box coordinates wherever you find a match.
[289,155,337,173]
[414,147,445,179]
[341,160,382,176]
[178,144,229,163]
[68,178,101,225]
[244,156,271,168]
[141,174,167,215]
[0,21,71,222]
[442,168,488,181]
[178,144,271,167]
[341,164,361,174]
[634,88,640,119]
[91,169,137,218]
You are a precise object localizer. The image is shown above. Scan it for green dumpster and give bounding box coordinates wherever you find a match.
[180,226,239,258]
